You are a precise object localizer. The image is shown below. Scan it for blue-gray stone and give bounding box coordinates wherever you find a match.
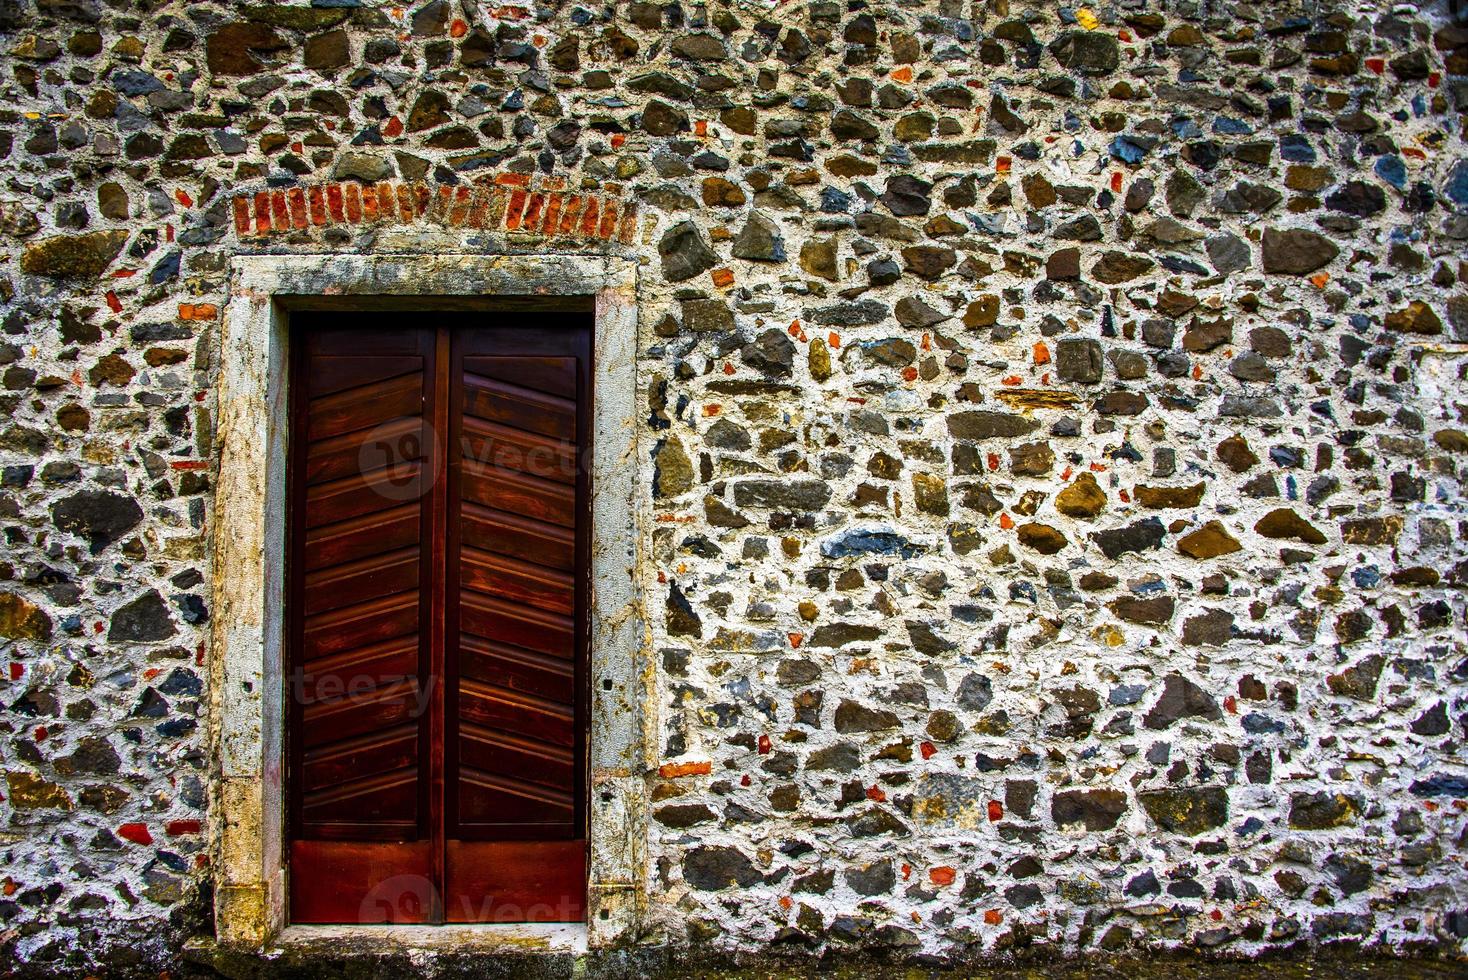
[1444,160,1468,209]
[1410,775,1468,798]
[1375,154,1407,190]
[112,71,164,96]
[820,527,921,559]
[1109,684,1146,706]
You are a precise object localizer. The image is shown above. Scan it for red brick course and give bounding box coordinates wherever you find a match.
[231,175,638,245]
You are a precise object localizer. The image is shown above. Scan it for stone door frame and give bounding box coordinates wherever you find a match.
[210,254,648,949]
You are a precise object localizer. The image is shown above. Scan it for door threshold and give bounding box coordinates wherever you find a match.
[273,922,589,956]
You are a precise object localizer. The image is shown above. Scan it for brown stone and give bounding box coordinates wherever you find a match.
[1383,301,1442,336]
[963,295,999,328]
[894,112,935,142]
[1109,595,1175,625]
[0,592,52,641]
[88,353,135,387]
[97,182,129,220]
[21,230,129,279]
[997,389,1080,410]
[1434,430,1468,454]
[1046,247,1081,281]
[303,29,351,71]
[701,177,746,207]
[5,771,72,810]
[1055,472,1106,518]
[205,22,289,75]
[654,436,693,496]
[1254,508,1327,545]
[1022,173,1057,208]
[1261,227,1338,275]
[1284,165,1331,192]
[799,238,839,281]
[808,337,831,382]
[642,100,689,136]
[1134,482,1205,508]
[1177,521,1242,559]
[1090,251,1154,284]
[721,107,757,135]
[1008,441,1053,476]
[1182,316,1233,353]
[144,348,188,367]
[55,404,89,431]
[912,473,949,516]
[1016,522,1067,554]
[1289,792,1360,830]
[1340,516,1403,546]
[1138,787,1228,836]
[901,246,957,280]
[826,154,878,177]
[1216,435,1258,472]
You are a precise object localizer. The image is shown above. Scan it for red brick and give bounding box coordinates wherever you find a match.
[361,184,378,222]
[618,203,638,243]
[232,197,251,235]
[449,186,471,226]
[551,195,575,235]
[270,190,289,232]
[288,187,308,229]
[308,186,327,226]
[541,193,563,234]
[326,183,345,222]
[468,184,495,228]
[166,820,202,837]
[505,188,528,229]
[375,182,395,222]
[521,192,544,230]
[578,197,600,237]
[495,172,531,187]
[344,183,362,222]
[598,198,618,239]
[253,192,271,234]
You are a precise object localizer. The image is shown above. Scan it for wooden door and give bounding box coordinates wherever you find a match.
[287,316,591,925]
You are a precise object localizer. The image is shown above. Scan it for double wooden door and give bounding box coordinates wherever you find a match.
[286,315,591,924]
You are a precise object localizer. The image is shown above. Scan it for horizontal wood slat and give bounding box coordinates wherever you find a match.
[463,355,577,399]
[461,503,574,570]
[462,373,575,441]
[461,415,577,485]
[460,460,574,528]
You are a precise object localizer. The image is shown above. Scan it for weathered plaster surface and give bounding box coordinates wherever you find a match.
[1,0,1467,974]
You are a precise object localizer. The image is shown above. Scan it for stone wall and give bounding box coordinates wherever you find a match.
[1,0,1466,973]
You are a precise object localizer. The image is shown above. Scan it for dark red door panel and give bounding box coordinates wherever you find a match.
[288,317,589,925]
[288,325,440,923]
[445,330,589,922]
